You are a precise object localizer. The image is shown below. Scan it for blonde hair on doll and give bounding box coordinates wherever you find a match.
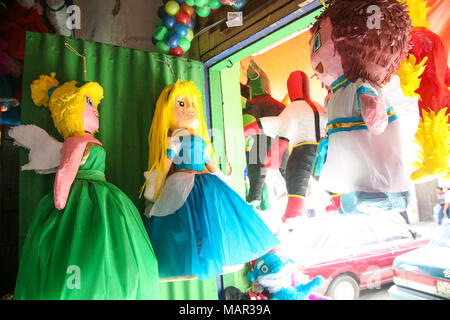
[30,73,104,140]
[141,80,215,201]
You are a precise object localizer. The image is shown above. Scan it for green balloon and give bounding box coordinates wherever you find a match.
[196,6,211,18]
[185,0,195,6]
[154,19,163,28]
[156,41,170,54]
[208,0,222,10]
[179,38,191,52]
[154,26,169,41]
[185,29,194,42]
[195,0,208,6]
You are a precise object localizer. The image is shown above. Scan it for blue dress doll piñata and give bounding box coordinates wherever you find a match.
[141,80,280,281]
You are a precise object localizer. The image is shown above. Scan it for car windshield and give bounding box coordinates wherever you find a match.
[279,215,380,265]
[431,223,450,248]
[368,217,414,242]
[282,217,331,250]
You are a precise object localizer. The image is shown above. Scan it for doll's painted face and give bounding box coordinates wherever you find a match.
[82,95,99,134]
[174,94,199,131]
[310,17,344,88]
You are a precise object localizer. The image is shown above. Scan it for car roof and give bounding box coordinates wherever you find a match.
[295,213,407,228]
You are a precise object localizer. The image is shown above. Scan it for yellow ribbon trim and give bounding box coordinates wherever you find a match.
[292,142,319,149]
[326,108,397,133]
[288,194,305,199]
[326,120,366,132]
[331,77,349,92]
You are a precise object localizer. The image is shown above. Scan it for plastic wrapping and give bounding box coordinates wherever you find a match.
[319,78,413,194]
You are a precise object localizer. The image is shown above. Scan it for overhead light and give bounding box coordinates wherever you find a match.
[298,0,317,8]
[251,25,312,57]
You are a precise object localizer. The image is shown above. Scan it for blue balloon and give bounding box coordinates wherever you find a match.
[163,0,170,3]
[157,5,167,19]
[163,15,176,30]
[231,0,246,10]
[173,23,188,37]
[166,33,180,48]
[176,0,185,3]
[187,17,195,29]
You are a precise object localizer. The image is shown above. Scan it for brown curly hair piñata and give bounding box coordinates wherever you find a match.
[311,0,412,85]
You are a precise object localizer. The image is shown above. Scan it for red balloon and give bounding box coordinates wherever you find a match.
[219,0,232,4]
[169,46,184,57]
[176,11,191,26]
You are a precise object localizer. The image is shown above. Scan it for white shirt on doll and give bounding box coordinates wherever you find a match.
[318,76,419,194]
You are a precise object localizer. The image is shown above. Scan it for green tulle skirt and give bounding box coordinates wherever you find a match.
[14,170,160,300]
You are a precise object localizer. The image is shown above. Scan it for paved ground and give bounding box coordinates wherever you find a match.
[411,221,443,239]
[359,283,392,300]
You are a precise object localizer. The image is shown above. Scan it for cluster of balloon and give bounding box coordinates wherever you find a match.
[153,0,247,57]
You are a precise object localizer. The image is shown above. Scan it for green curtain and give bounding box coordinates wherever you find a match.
[19,31,218,300]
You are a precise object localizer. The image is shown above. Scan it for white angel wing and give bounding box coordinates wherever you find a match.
[8,125,63,174]
[144,172,195,218]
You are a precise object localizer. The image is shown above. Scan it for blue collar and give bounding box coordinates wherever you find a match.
[48,86,58,98]
[330,75,351,93]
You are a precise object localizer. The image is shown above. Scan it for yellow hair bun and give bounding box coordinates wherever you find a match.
[30,73,59,108]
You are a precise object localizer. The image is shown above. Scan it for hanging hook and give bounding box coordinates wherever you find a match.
[320,0,329,8]
[64,42,87,81]
[227,60,234,69]
[157,58,177,82]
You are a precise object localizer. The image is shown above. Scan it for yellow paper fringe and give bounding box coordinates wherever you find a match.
[30,73,104,140]
[411,108,450,181]
[398,54,428,98]
[403,0,431,29]
[30,72,59,108]
[49,81,104,139]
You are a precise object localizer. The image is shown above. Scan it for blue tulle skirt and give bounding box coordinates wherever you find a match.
[146,173,280,281]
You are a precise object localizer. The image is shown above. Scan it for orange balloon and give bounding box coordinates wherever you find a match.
[181,3,195,16]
